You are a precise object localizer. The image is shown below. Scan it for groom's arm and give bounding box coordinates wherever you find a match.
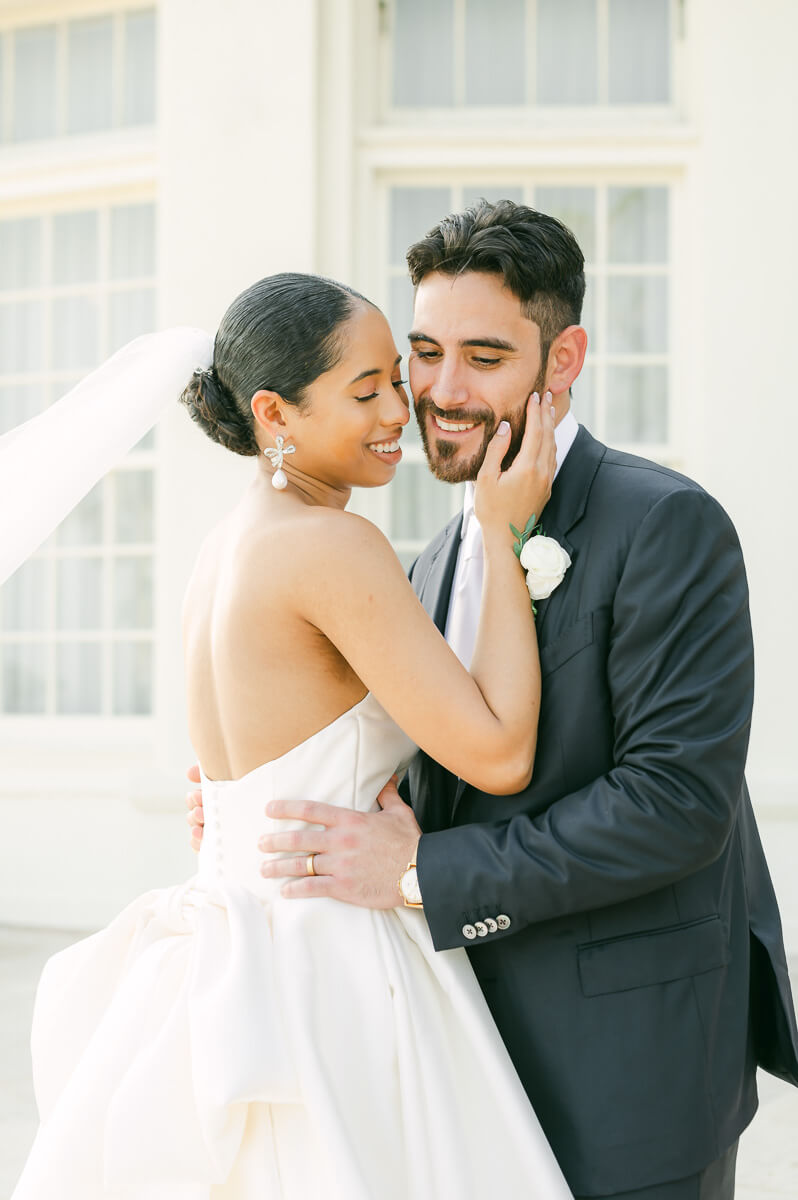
[417,485,755,951]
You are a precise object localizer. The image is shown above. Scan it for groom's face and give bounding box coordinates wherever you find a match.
[409,270,548,483]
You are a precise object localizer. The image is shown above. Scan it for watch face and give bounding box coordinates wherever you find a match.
[402,867,422,905]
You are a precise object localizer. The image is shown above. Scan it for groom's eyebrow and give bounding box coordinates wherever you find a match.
[408,331,517,352]
[349,355,403,385]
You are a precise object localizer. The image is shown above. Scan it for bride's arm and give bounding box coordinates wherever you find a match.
[296,396,555,795]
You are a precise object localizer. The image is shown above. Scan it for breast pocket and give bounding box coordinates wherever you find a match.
[539,611,595,678]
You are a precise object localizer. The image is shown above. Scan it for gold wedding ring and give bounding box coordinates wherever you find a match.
[306,853,317,877]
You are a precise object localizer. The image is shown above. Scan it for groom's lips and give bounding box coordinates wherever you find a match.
[430,414,483,436]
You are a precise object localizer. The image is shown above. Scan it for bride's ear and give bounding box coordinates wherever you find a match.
[251,389,289,440]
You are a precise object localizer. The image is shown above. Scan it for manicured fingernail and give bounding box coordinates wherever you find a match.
[532,391,540,404]
[545,390,552,403]
[498,420,510,435]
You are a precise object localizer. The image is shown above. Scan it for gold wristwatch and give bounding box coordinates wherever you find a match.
[398,859,423,908]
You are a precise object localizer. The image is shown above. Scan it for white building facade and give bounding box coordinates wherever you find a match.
[0,0,796,945]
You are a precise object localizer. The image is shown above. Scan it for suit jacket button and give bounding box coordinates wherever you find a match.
[496,914,511,930]
[462,924,477,940]
[474,921,488,937]
[484,918,498,933]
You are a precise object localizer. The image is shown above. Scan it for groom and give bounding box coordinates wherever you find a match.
[191,201,798,1198]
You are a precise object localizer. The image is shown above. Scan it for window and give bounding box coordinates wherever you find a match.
[0,202,158,716]
[387,0,675,110]
[0,7,156,144]
[382,181,671,564]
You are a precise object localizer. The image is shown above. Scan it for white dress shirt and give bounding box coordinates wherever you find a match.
[444,410,579,668]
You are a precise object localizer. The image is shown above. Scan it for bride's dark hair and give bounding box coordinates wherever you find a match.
[180,272,372,456]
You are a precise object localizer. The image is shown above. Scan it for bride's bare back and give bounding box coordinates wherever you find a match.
[183,486,367,782]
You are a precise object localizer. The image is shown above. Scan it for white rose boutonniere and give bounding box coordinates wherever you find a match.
[511,516,572,615]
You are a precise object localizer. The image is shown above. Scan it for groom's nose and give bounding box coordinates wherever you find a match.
[429,359,470,410]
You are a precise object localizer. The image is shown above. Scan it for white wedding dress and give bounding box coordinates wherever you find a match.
[13,692,572,1200]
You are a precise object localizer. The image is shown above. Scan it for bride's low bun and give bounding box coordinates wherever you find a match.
[180,365,260,457]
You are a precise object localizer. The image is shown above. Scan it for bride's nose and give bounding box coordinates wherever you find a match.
[380,387,410,427]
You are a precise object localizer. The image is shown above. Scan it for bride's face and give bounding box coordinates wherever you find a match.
[291,304,410,489]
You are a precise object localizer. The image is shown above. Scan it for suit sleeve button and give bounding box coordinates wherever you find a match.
[462,924,477,940]
[484,918,498,933]
[496,914,511,930]
[474,921,488,937]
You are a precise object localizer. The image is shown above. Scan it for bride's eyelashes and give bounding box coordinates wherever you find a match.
[356,380,408,403]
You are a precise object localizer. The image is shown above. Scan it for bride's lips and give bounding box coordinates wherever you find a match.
[366,436,403,465]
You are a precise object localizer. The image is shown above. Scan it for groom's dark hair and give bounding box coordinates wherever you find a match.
[406,199,585,362]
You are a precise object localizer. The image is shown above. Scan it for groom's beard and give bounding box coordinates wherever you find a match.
[413,383,544,484]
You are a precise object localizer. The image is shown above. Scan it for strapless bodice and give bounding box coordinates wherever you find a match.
[196,693,416,901]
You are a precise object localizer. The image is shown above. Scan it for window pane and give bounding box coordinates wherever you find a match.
[111,204,156,279]
[393,0,454,107]
[123,9,157,126]
[113,641,152,714]
[53,211,99,284]
[607,276,668,353]
[57,482,104,546]
[465,0,525,105]
[52,296,100,369]
[391,463,459,541]
[609,0,671,104]
[0,301,45,371]
[0,219,42,290]
[67,16,114,134]
[389,275,415,353]
[536,186,596,261]
[56,558,103,630]
[13,26,57,141]
[2,559,48,631]
[608,187,668,264]
[606,365,668,442]
[462,187,524,208]
[574,363,595,429]
[2,643,47,713]
[390,187,451,264]
[537,0,597,105]
[114,471,154,543]
[579,277,596,346]
[109,289,156,352]
[113,556,153,629]
[56,642,102,714]
[0,382,48,434]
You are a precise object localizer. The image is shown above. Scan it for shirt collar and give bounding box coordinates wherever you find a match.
[460,409,579,539]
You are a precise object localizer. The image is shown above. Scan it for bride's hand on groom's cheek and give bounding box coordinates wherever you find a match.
[258,776,422,909]
[185,764,204,851]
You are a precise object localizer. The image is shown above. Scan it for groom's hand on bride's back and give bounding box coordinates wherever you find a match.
[185,764,204,851]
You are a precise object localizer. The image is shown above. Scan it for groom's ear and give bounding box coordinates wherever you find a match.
[545,325,588,395]
[251,389,288,438]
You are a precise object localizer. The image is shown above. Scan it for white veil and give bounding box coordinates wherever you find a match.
[0,327,212,588]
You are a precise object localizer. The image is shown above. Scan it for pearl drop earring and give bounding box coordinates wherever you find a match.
[263,435,296,490]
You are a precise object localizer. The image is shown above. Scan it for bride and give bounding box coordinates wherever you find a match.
[8,272,571,1199]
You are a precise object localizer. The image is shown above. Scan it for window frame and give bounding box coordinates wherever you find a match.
[0,1,156,146]
[376,0,687,126]
[0,3,159,758]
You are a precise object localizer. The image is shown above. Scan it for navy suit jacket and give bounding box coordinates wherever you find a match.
[409,427,798,1197]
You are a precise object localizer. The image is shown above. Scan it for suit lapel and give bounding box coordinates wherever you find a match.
[415,512,462,634]
[533,427,605,639]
